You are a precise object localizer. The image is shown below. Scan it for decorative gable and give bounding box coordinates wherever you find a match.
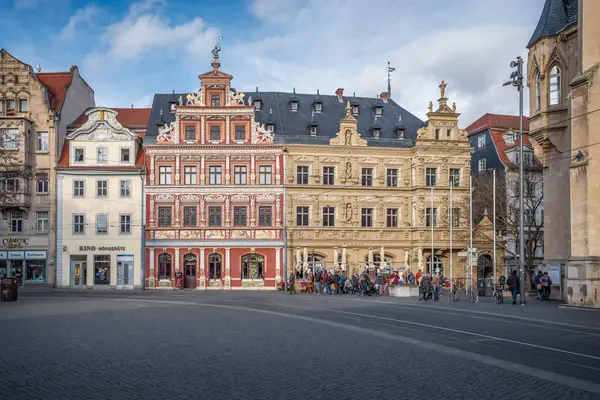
[68,108,139,141]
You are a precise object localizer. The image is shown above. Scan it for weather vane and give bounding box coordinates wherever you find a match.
[386,61,396,98]
[212,35,224,60]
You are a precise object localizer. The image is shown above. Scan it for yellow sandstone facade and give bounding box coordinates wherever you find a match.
[285,83,492,281]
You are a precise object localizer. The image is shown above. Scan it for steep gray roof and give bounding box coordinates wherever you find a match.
[527,0,578,48]
[145,91,425,147]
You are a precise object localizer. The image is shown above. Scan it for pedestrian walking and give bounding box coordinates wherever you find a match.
[540,272,552,300]
[289,271,297,294]
[507,270,520,305]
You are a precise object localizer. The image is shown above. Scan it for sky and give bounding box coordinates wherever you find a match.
[2,0,546,125]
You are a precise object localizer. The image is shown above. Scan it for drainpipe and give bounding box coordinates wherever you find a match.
[282,149,288,291]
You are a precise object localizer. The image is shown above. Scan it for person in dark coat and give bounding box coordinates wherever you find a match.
[289,271,297,294]
[507,270,520,305]
[419,274,433,301]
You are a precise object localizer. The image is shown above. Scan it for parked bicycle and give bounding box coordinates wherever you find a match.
[467,284,479,303]
[493,284,504,304]
[449,280,463,302]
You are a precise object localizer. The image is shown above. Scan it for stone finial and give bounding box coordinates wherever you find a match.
[452,102,457,112]
[345,101,351,115]
[428,101,433,113]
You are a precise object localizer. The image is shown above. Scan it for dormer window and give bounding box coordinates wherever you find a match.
[372,128,380,138]
[254,100,262,110]
[314,102,322,113]
[211,94,220,107]
[352,106,359,115]
[168,90,178,112]
[396,128,405,139]
[504,131,515,145]
[290,101,298,111]
[309,126,318,136]
[267,122,275,132]
[170,103,176,112]
[374,106,383,116]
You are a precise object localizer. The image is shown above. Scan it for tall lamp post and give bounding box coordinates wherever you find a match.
[504,56,526,306]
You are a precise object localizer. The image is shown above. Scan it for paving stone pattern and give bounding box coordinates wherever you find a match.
[1,295,598,400]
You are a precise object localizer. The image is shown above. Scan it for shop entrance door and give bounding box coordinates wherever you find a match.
[70,261,86,287]
[116,255,134,287]
[184,262,197,289]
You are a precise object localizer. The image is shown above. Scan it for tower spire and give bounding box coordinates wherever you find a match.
[386,61,396,98]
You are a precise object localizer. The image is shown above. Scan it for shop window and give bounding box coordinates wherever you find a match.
[36,211,48,233]
[233,206,247,227]
[119,214,132,234]
[26,260,46,282]
[258,206,272,226]
[120,180,131,198]
[37,132,48,152]
[241,253,264,280]
[158,254,172,280]
[386,208,398,228]
[258,165,272,185]
[93,255,110,285]
[361,208,373,227]
[10,211,23,233]
[36,173,48,193]
[209,253,222,279]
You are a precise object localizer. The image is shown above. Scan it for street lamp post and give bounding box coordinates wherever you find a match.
[504,56,526,306]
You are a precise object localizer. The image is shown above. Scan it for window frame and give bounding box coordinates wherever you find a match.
[322,206,335,227]
[97,147,108,164]
[119,179,131,198]
[234,125,246,141]
[296,165,309,185]
[361,167,373,187]
[386,168,398,187]
[209,125,221,141]
[452,208,460,228]
[10,210,23,233]
[96,213,109,235]
[183,206,197,228]
[96,180,108,197]
[296,206,309,226]
[322,166,335,185]
[425,167,437,187]
[477,135,486,149]
[73,214,85,234]
[208,165,222,185]
[233,206,248,227]
[258,165,272,185]
[361,208,373,228]
[157,206,172,227]
[549,65,561,106]
[120,147,131,163]
[184,125,196,141]
[36,211,49,233]
[233,165,247,185]
[18,99,28,112]
[184,165,197,185]
[73,147,85,164]
[258,206,272,227]
[119,214,132,234]
[425,207,437,227]
[36,132,49,152]
[211,94,220,107]
[386,208,398,228]
[449,168,460,187]
[535,71,541,111]
[36,173,49,193]
[478,158,486,172]
[208,206,222,227]
[158,165,172,185]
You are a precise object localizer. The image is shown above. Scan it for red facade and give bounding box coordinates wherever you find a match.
[144,57,284,289]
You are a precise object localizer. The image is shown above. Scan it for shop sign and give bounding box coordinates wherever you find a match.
[79,246,126,252]
[25,251,47,260]
[1,237,30,249]
[0,251,6,260]
[8,251,25,260]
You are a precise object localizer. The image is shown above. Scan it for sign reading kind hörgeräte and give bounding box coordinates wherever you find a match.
[78,246,126,252]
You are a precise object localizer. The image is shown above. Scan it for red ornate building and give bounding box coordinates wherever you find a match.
[144,51,284,290]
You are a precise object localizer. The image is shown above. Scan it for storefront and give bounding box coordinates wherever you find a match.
[0,236,50,286]
[60,245,142,289]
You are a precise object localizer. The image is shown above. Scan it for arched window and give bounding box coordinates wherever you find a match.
[241,253,264,279]
[158,253,172,280]
[535,71,541,111]
[209,253,222,279]
[549,65,561,106]
[426,255,443,275]
[477,254,493,279]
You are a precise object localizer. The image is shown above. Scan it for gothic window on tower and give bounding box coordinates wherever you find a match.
[535,71,541,111]
[549,65,561,106]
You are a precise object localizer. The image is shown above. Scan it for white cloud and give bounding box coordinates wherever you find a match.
[61,4,99,40]
[231,0,540,125]
[83,0,217,71]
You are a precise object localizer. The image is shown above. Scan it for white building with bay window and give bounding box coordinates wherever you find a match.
[55,107,149,289]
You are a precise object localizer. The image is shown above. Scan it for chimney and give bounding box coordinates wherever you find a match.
[335,88,344,102]
[380,92,389,103]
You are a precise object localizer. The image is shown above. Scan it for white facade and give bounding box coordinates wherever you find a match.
[56,108,145,289]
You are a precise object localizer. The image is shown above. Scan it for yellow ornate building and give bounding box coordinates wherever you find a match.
[283,83,491,280]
